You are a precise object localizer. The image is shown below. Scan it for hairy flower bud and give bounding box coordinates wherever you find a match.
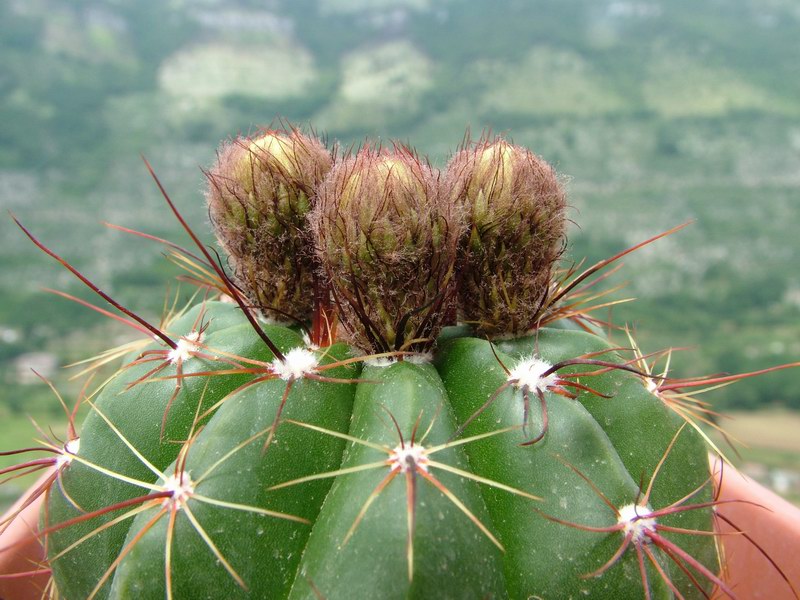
[446,137,567,338]
[311,145,463,353]
[205,128,333,321]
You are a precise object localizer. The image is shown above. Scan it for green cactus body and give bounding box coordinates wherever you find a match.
[288,361,507,599]
[45,325,718,599]
[108,343,358,599]
[436,331,715,598]
[44,302,308,599]
[495,328,717,581]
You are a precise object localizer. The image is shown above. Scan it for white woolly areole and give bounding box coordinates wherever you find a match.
[168,331,202,364]
[365,356,396,368]
[271,348,320,380]
[56,438,80,469]
[618,503,657,544]
[389,443,429,473]
[405,352,433,365]
[161,473,195,509]
[366,353,432,368]
[644,377,659,394]
[508,356,559,392]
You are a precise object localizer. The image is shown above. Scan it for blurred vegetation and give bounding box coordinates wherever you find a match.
[0,0,798,423]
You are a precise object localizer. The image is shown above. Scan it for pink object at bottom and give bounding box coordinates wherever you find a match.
[714,462,800,599]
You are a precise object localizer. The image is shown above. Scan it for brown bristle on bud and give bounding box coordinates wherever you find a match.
[446,136,567,338]
[205,127,333,322]
[311,144,464,354]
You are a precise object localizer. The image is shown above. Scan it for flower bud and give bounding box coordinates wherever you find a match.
[311,145,463,353]
[206,128,332,321]
[446,137,566,338]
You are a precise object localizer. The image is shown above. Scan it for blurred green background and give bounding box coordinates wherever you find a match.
[1,0,799,508]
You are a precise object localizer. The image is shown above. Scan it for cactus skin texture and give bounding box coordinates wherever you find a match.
[16,128,789,600]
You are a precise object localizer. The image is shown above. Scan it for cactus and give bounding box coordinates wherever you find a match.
[2,127,798,600]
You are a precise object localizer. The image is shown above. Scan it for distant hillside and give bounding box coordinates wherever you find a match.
[1,0,799,412]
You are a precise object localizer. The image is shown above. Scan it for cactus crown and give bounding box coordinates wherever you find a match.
[207,131,566,345]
